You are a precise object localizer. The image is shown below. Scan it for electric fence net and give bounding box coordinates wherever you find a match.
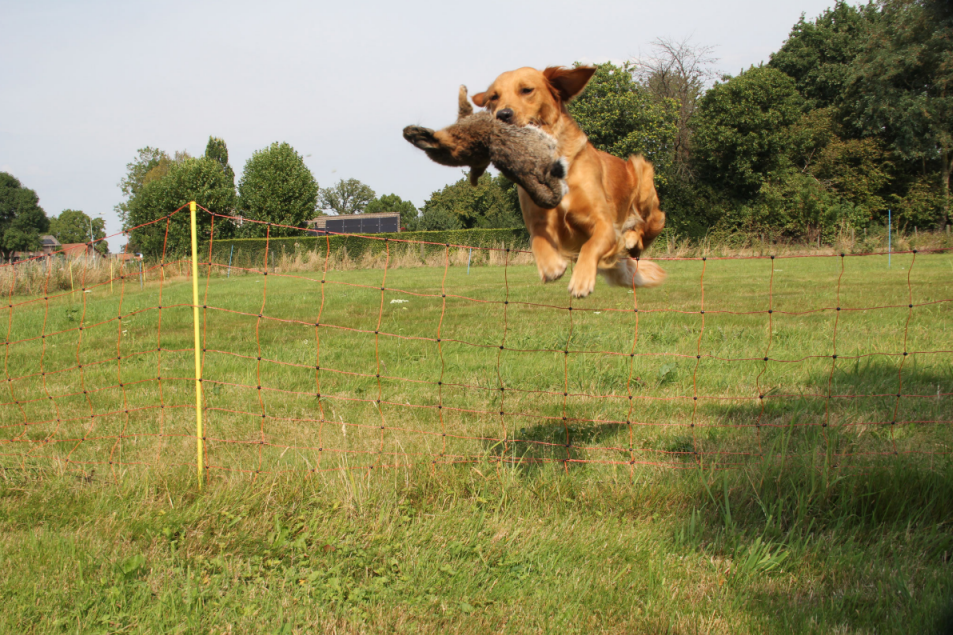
[2,203,951,483]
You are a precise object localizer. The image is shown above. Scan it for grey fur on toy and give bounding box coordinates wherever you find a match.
[403,86,568,209]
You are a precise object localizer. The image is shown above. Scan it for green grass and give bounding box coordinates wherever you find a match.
[1,249,952,633]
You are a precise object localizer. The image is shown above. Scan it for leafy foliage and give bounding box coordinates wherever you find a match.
[49,209,109,255]
[0,172,50,261]
[693,66,804,199]
[115,147,168,230]
[419,173,520,231]
[211,227,528,263]
[128,158,237,257]
[769,1,879,109]
[319,178,376,216]
[237,142,319,238]
[567,62,679,185]
[846,0,953,226]
[204,136,236,185]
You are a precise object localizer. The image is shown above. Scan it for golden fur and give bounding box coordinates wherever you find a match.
[471,66,667,297]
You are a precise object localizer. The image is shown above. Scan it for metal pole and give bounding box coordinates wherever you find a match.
[888,209,892,268]
[189,201,204,488]
[227,245,234,278]
[467,247,472,275]
[139,259,143,289]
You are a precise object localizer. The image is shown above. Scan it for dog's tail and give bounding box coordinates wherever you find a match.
[601,258,666,288]
[625,156,666,257]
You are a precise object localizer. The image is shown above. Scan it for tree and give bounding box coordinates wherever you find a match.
[115,147,168,230]
[567,62,679,186]
[632,38,718,178]
[769,2,880,110]
[49,209,109,255]
[128,158,236,257]
[0,173,50,262]
[319,178,376,215]
[419,172,520,230]
[846,0,953,227]
[788,108,891,217]
[365,194,419,229]
[205,136,236,185]
[237,142,319,238]
[692,66,805,198]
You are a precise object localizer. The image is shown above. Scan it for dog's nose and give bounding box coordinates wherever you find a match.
[496,108,514,123]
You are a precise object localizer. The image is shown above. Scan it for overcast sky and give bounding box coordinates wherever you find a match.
[1,0,839,250]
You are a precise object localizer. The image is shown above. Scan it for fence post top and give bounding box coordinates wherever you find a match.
[189,201,197,213]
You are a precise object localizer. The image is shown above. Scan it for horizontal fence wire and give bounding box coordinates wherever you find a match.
[1,203,951,483]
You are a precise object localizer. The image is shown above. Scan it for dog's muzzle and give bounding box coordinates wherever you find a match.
[495,108,515,123]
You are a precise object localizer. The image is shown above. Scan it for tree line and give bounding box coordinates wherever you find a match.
[3,0,947,260]
[415,0,952,240]
[115,138,420,257]
[0,173,108,262]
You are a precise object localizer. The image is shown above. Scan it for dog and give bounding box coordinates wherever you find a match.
[467,66,667,298]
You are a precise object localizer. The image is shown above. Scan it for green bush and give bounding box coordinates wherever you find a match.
[208,227,529,267]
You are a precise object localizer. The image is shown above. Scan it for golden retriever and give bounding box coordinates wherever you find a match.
[469,66,667,298]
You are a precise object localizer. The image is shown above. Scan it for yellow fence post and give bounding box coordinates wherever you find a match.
[189,201,205,488]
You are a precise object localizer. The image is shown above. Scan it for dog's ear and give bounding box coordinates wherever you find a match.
[471,91,488,107]
[543,66,596,103]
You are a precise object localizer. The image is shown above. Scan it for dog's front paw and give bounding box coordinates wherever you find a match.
[403,125,438,150]
[567,268,596,298]
[536,256,568,282]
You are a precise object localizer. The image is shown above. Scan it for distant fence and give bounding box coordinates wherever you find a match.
[1,202,951,486]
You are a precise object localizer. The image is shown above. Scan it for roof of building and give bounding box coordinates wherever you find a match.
[61,243,93,256]
[41,235,60,246]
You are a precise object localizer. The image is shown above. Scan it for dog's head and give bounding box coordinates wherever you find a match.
[472,66,595,129]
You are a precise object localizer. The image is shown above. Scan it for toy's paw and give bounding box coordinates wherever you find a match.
[567,267,596,298]
[403,126,439,149]
[524,181,562,209]
[536,254,568,282]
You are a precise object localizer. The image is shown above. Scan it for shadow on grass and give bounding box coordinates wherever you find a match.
[666,454,953,634]
[479,420,627,474]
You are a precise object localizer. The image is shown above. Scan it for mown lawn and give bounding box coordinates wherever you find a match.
[1,247,951,633]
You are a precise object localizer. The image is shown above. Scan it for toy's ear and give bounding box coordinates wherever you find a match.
[543,66,596,103]
[471,91,488,108]
[458,85,473,118]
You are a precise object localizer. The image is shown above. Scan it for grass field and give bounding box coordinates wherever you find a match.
[1,245,952,633]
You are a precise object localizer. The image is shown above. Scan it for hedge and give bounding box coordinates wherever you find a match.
[208,227,530,266]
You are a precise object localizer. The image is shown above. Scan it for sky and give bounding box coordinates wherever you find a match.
[1,0,839,251]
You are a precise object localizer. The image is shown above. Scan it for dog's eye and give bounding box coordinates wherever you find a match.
[489,94,499,101]
[521,87,534,95]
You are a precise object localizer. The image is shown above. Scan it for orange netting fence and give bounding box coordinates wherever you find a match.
[2,202,951,485]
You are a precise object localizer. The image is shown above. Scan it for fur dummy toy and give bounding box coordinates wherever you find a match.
[403,86,568,209]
